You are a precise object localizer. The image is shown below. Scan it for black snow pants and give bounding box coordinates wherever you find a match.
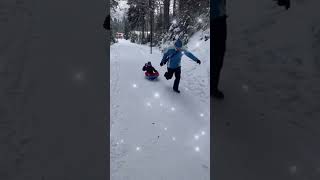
[165,67,181,91]
[211,16,227,94]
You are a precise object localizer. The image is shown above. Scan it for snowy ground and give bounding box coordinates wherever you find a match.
[110,33,210,180]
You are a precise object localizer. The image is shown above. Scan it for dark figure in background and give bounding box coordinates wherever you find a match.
[211,0,290,99]
[103,15,110,30]
[212,0,227,99]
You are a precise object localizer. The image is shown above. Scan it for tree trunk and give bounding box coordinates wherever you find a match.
[178,0,184,14]
[163,0,170,31]
[142,20,145,41]
[149,0,154,53]
[173,0,176,17]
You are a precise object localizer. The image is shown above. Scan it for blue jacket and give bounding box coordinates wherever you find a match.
[161,46,199,69]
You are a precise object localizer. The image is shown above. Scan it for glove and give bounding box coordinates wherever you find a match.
[160,62,164,66]
[196,60,201,64]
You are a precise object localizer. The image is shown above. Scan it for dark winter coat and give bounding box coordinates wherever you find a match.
[142,64,158,74]
[103,15,110,30]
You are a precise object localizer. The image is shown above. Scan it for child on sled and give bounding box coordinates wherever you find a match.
[142,61,159,79]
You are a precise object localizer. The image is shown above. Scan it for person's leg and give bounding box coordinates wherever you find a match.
[212,16,227,97]
[165,68,174,80]
[173,67,181,91]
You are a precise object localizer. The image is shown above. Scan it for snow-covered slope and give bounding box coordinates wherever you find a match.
[110,31,210,180]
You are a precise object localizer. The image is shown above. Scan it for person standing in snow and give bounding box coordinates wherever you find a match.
[160,39,201,93]
[212,0,227,99]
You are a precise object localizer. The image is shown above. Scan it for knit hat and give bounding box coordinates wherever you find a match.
[174,39,182,48]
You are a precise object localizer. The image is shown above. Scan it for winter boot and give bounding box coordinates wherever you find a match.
[164,72,169,80]
[173,88,180,93]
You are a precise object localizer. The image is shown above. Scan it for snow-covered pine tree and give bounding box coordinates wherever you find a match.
[127,0,149,44]
[159,0,210,51]
[123,17,130,40]
[110,0,119,44]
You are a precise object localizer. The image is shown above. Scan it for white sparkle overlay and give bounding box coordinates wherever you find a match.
[242,84,249,92]
[172,19,177,24]
[154,92,160,98]
[136,147,141,151]
[289,165,297,174]
[132,83,138,88]
[171,107,175,111]
[194,135,200,140]
[74,72,84,81]
[195,146,200,152]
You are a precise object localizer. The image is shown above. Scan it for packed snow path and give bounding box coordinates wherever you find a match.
[111,39,210,180]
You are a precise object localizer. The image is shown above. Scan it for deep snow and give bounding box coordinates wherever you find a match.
[110,32,210,180]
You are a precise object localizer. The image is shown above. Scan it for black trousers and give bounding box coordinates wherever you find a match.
[165,67,181,90]
[211,16,227,93]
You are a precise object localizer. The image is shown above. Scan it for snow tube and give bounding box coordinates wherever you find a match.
[145,72,159,80]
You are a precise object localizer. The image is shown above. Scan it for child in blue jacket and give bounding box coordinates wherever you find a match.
[160,39,201,93]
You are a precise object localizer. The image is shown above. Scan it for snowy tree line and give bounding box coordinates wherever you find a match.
[110,0,210,48]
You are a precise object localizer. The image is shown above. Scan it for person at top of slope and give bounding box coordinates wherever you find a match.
[160,39,201,93]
